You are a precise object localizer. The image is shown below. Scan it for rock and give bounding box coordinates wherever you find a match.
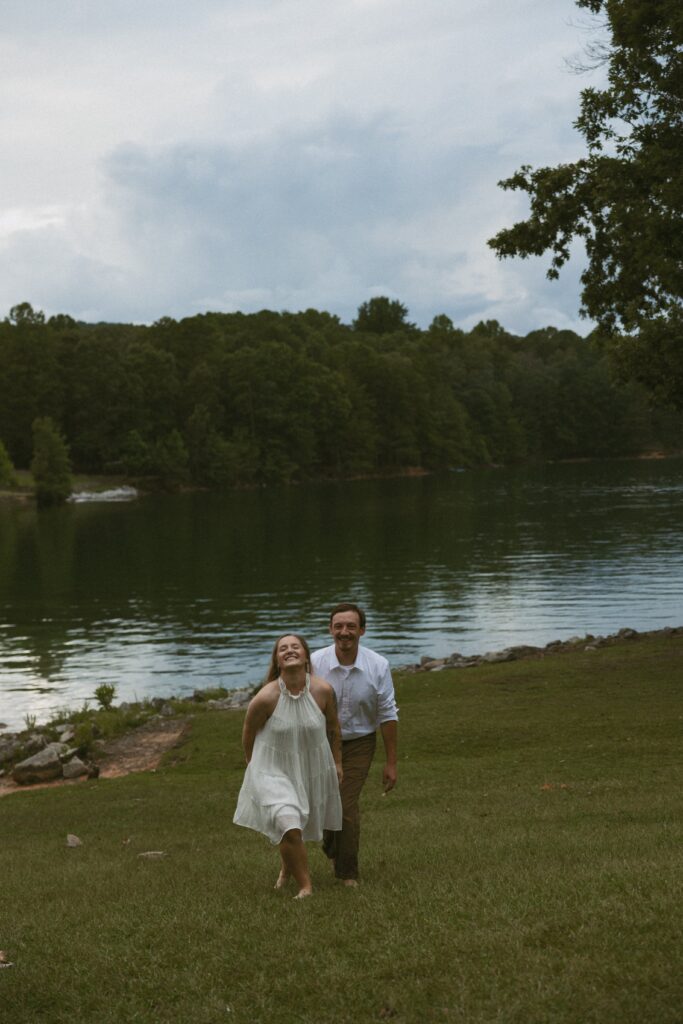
[617,627,638,639]
[12,743,69,785]
[160,703,175,716]
[0,737,21,765]
[138,850,166,859]
[481,649,514,663]
[25,732,48,753]
[505,645,543,659]
[59,727,76,744]
[62,756,90,780]
[66,834,82,847]
[420,655,438,666]
[420,658,446,671]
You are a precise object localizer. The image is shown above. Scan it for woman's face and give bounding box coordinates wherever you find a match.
[277,635,307,671]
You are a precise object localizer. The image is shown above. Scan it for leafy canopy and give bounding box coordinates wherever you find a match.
[489,0,683,340]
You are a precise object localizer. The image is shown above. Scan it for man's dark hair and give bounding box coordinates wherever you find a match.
[329,602,366,629]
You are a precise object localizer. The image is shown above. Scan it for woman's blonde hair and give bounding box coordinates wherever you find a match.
[265,633,312,682]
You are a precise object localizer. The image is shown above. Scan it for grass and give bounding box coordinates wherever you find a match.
[2,633,681,1024]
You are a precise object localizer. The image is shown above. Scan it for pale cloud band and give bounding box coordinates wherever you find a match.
[0,0,600,331]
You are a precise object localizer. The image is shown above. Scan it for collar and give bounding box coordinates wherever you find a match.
[331,645,367,672]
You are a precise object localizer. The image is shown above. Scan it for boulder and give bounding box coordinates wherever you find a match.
[25,732,48,753]
[420,658,446,671]
[62,756,91,780]
[59,726,76,744]
[12,743,69,785]
[481,649,514,663]
[0,737,21,765]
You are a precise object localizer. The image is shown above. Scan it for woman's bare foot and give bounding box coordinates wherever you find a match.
[274,869,290,890]
[293,886,312,900]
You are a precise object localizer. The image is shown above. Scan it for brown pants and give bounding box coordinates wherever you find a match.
[323,731,377,880]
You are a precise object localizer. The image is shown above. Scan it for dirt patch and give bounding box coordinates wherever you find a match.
[96,716,192,778]
[0,716,192,797]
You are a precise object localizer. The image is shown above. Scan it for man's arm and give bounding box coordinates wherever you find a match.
[379,719,397,792]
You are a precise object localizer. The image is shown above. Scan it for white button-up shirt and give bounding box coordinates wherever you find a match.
[311,643,399,740]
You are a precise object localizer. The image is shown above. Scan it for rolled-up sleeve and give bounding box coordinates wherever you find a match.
[376,664,399,724]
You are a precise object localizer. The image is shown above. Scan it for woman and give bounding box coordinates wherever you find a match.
[233,633,343,898]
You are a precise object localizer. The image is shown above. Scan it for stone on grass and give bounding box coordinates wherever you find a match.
[66,834,82,847]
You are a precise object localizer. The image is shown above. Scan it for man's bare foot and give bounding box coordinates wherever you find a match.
[342,879,359,888]
[293,887,312,899]
[274,869,290,890]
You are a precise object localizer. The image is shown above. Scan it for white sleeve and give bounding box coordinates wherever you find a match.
[376,663,398,724]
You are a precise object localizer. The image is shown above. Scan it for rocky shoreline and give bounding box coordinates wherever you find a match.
[397,624,683,673]
[0,687,254,790]
[1,625,681,790]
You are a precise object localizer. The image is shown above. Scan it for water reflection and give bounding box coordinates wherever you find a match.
[1,458,683,729]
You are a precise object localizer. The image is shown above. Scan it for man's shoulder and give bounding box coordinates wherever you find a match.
[357,645,390,674]
[311,644,335,665]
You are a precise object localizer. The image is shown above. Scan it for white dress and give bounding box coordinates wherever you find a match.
[233,675,342,845]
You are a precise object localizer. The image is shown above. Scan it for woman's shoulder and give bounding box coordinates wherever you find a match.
[249,680,280,710]
[310,674,334,696]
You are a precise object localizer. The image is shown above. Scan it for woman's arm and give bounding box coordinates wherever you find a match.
[241,692,272,763]
[322,683,343,783]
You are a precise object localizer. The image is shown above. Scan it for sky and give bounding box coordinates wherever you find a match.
[1,0,605,333]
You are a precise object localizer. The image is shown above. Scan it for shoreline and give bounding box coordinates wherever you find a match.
[1,450,682,505]
[1,623,680,795]
[2,621,680,741]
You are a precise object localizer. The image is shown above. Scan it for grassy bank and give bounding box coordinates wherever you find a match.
[3,634,681,1024]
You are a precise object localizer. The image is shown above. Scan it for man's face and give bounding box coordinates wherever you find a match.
[330,611,365,658]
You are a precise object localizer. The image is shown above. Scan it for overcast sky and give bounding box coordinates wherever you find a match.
[1,0,604,332]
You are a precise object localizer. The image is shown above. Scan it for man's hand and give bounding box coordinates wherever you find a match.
[382,762,397,793]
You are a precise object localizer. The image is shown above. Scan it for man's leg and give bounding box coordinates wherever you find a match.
[324,732,376,882]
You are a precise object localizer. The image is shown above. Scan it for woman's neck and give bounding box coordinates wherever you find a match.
[280,665,307,691]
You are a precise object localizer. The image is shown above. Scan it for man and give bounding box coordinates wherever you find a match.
[311,602,398,886]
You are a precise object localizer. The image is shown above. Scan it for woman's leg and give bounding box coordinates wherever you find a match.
[279,829,312,898]
[274,850,290,889]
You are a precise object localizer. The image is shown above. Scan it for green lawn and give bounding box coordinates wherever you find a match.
[3,634,681,1024]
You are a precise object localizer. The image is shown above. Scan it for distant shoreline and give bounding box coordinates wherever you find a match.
[2,450,682,505]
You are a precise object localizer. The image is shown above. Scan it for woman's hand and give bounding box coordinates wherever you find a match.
[336,762,344,785]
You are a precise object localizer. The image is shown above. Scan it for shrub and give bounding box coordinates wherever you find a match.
[94,684,117,710]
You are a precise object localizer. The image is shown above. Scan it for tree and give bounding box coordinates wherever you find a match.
[489,0,683,405]
[31,417,72,506]
[353,297,415,334]
[0,438,17,488]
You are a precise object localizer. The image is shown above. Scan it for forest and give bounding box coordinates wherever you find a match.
[1,298,681,490]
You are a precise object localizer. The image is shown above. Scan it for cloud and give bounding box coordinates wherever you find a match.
[0,0,600,331]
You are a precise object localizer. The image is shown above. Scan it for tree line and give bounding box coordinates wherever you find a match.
[0,298,681,493]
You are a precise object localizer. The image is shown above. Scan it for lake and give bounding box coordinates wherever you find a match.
[1,458,682,731]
